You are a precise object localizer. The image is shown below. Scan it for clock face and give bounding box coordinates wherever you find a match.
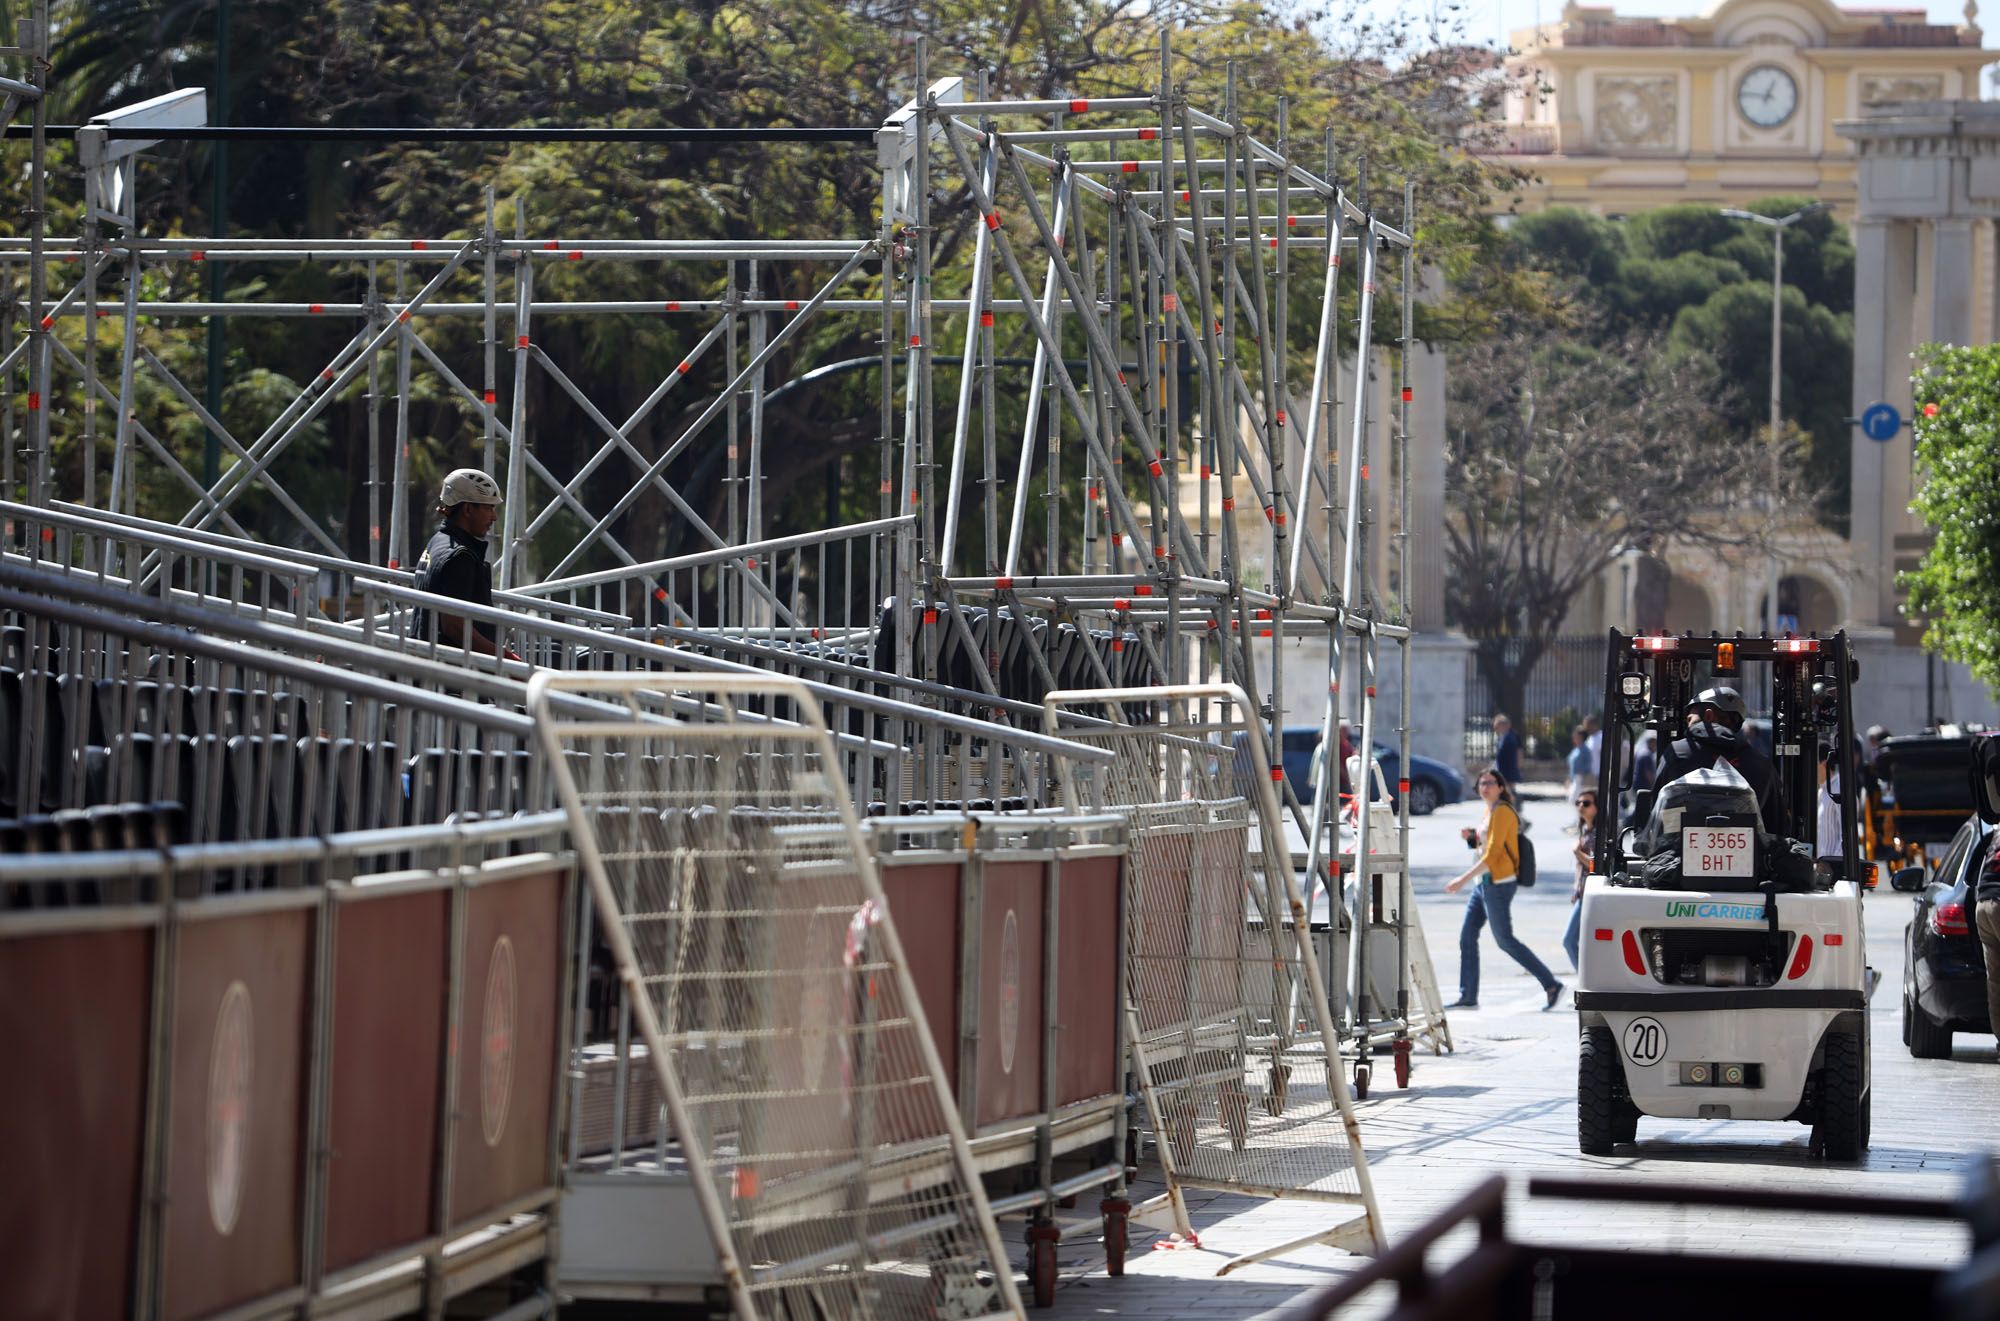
[1737,65,1798,129]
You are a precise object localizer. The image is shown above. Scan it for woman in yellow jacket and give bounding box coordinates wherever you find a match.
[1444,769,1564,1010]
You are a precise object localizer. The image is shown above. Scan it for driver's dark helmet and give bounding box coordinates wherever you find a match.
[1689,685,1748,730]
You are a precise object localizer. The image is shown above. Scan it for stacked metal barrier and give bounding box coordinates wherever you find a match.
[0,562,575,1319]
[531,672,1027,1320]
[867,812,1132,1307]
[1045,685,1383,1273]
[0,560,551,855]
[3,28,1465,1303]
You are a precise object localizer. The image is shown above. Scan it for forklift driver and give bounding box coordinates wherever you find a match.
[1652,686,1791,839]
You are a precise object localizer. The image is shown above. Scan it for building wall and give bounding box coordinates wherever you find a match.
[1486,0,1990,216]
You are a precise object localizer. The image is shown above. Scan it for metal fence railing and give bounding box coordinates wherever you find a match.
[516,514,909,643]
[531,671,1023,1320]
[1463,634,1608,766]
[1044,684,1383,1275]
[11,504,1105,814]
[0,561,553,850]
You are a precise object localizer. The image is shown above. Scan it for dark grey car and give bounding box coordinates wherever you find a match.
[1897,814,1994,1058]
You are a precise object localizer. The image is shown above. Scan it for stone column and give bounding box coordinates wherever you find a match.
[1407,340,1447,632]
[1931,217,1978,346]
[1848,217,1919,627]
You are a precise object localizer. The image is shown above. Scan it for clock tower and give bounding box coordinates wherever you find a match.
[1480,0,1990,216]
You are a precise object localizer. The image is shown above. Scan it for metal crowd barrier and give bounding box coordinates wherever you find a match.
[518,513,910,643]
[0,814,573,1321]
[530,670,1026,1320]
[869,812,1131,1308]
[11,503,1093,812]
[0,560,550,846]
[1044,684,1385,1275]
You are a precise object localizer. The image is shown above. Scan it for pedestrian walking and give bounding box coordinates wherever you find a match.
[1631,729,1658,792]
[1445,770,1564,1010]
[1562,789,1599,969]
[412,467,522,662]
[1493,714,1522,789]
[1567,727,1593,803]
[1815,745,1847,860]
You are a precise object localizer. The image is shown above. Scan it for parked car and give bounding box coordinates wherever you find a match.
[1274,726,1463,815]
[1895,813,1994,1059]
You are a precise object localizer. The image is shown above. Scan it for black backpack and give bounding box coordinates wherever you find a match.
[1503,805,1538,887]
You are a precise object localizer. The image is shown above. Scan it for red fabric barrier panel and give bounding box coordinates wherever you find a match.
[975,860,1046,1128]
[1053,854,1122,1107]
[450,867,563,1227]
[323,886,450,1273]
[0,925,152,1321]
[877,860,962,1091]
[164,903,313,1321]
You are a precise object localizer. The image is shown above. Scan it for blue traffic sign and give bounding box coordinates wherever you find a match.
[1860,402,1902,442]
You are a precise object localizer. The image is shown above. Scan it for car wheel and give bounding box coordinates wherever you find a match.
[1578,1025,1637,1156]
[1814,1028,1869,1162]
[1407,779,1442,816]
[1908,997,1953,1060]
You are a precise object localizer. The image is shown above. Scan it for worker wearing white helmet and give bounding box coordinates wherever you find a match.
[412,467,518,661]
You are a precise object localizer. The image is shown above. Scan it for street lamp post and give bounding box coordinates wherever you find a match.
[1720,200,1831,635]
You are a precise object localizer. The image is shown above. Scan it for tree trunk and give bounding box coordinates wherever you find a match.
[1473,634,1550,758]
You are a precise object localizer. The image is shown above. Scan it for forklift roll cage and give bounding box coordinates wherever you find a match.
[1590,629,1862,889]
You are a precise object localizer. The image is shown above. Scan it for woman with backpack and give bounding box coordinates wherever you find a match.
[1445,769,1565,1011]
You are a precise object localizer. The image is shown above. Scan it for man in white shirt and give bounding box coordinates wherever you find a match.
[1816,746,1857,859]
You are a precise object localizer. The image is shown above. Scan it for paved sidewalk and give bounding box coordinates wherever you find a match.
[1015,795,1999,1317]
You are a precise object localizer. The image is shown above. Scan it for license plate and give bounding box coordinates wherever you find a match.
[1682,826,1755,878]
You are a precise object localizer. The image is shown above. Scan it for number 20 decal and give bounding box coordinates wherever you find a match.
[1623,1016,1668,1066]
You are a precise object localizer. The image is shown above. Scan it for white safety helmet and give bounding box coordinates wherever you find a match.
[439,467,502,508]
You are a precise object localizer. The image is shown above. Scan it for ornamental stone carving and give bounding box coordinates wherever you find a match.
[1594,75,1678,150]
[1859,74,1945,107]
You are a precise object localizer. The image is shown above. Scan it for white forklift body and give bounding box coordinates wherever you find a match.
[1578,877,1865,1122]
[1576,633,1871,1159]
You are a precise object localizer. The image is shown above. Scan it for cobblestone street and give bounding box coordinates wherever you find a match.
[1024,791,1999,1317]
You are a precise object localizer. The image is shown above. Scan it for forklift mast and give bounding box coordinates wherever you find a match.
[1591,630,1860,888]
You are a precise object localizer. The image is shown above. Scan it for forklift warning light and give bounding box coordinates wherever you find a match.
[1776,638,1820,654]
[1715,642,1736,673]
[1633,636,1678,652]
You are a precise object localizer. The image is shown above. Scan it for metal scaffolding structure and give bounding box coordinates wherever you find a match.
[5,29,1437,1109]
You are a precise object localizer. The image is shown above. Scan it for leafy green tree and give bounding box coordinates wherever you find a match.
[24,0,1534,578]
[1508,208,1624,288]
[1667,281,1852,514]
[1444,316,1811,723]
[1904,344,2000,695]
[1503,196,1854,525]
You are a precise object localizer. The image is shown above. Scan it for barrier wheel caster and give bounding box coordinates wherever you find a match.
[1264,1062,1292,1116]
[1353,1062,1371,1100]
[1393,1039,1413,1089]
[1166,1097,1199,1164]
[1220,1081,1250,1149]
[1027,1222,1061,1308]
[1101,1197,1130,1277]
